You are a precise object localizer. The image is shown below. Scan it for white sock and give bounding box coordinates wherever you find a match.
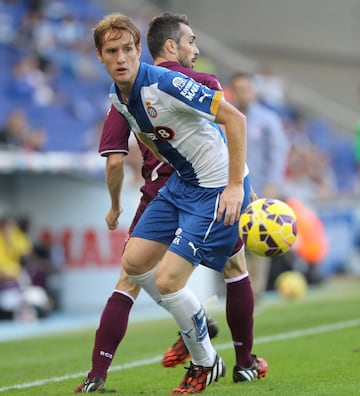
[129,269,217,366]
[160,288,217,367]
[128,267,162,303]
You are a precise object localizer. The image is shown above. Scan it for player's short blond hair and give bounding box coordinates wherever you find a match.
[93,13,141,52]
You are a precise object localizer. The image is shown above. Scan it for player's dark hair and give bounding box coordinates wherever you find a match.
[230,72,254,83]
[147,12,190,59]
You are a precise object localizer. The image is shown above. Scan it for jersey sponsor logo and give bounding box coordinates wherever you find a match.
[146,102,158,118]
[172,76,201,101]
[172,76,187,90]
[179,80,200,101]
[153,126,175,141]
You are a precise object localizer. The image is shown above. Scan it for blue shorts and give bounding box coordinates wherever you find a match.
[131,173,251,272]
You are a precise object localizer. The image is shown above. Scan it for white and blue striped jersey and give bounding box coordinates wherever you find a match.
[109,62,231,188]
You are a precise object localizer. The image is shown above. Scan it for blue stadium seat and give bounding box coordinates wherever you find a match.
[0,0,109,152]
[330,137,357,192]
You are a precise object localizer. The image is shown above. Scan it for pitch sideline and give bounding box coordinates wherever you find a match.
[0,318,359,393]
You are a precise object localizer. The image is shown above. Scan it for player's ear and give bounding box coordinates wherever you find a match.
[96,49,104,63]
[136,43,142,58]
[164,38,177,55]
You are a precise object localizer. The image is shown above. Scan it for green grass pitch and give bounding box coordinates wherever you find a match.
[0,276,359,395]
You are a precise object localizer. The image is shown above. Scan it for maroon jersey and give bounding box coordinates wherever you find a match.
[99,106,171,204]
[158,61,222,91]
[98,61,222,203]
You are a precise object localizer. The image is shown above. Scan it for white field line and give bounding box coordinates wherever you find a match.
[0,318,359,393]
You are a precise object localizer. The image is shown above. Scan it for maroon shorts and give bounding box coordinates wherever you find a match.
[128,176,169,236]
[128,195,151,236]
[231,237,244,256]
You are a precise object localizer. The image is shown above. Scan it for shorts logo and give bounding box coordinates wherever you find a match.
[154,126,175,141]
[172,76,187,90]
[146,102,157,118]
[172,228,183,245]
[188,241,199,256]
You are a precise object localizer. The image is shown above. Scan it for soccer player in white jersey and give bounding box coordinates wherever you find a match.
[76,13,268,394]
[94,13,247,394]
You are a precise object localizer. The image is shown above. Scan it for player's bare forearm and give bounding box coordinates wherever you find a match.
[215,100,246,187]
[226,114,246,188]
[215,101,246,225]
[105,153,125,229]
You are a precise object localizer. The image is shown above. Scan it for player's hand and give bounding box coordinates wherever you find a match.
[217,184,244,226]
[105,207,123,230]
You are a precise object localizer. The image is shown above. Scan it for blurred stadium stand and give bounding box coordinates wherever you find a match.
[1,0,357,189]
[0,0,109,152]
[149,0,359,198]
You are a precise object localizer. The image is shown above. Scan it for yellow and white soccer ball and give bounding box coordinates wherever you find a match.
[239,198,297,257]
[275,271,308,299]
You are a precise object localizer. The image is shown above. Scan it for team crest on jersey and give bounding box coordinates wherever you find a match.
[146,101,157,118]
[153,126,175,141]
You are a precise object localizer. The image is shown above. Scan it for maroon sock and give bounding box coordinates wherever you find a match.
[88,291,134,380]
[226,276,254,368]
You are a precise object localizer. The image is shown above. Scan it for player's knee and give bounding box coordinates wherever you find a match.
[121,252,140,276]
[155,272,179,295]
[223,266,242,279]
[155,276,173,295]
[122,249,159,277]
[223,250,248,279]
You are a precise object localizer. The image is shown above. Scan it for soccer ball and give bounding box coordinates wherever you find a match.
[239,198,297,257]
[275,271,307,299]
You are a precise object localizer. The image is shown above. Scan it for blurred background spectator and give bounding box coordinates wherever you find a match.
[0,0,161,152]
[0,214,59,320]
[229,71,289,303]
[253,64,289,116]
[0,109,47,150]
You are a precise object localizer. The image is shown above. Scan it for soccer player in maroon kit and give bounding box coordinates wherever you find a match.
[76,12,267,393]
